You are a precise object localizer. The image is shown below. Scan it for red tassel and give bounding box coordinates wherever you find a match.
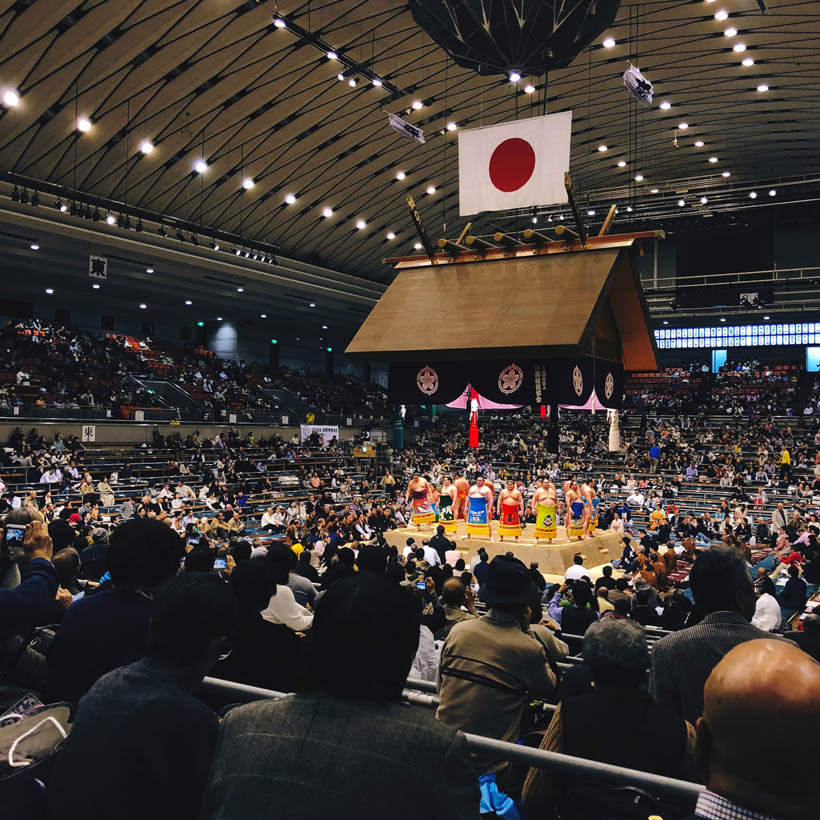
[469,417,479,448]
[540,404,546,419]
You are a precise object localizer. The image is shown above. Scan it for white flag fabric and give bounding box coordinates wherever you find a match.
[457,111,572,216]
[388,113,425,145]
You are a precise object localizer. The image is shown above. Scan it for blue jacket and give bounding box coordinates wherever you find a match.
[0,558,58,639]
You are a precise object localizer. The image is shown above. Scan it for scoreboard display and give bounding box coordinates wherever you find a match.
[655,322,820,349]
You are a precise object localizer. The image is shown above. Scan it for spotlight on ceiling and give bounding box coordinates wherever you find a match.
[724,27,737,37]
[722,171,731,178]
[396,171,406,180]
[715,10,729,21]
[742,57,754,66]
[273,17,286,28]
[659,101,671,110]
[426,186,436,195]
[597,144,608,152]
[447,121,458,131]
[327,51,337,60]
[603,37,616,48]
[749,191,757,199]
[386,231,396,240]
[756,83,769,92]
[372,78,383,87]
[139,140,154,154]
[708,156,718,163]
[31,243,40,251]
[285,193,296,204]
[769,189,776,197]
[411,100,423,110]
[77,117,92,132]
[348,77,358,87]
[634,174,644,181]
[508,70,521,83]
[3,89,20,107]
[733,42,746,53]
[194,160,208,174]
[617,160,626,167]
[242,177,255,190]
[322,207,333,218]
[355,219,366,230]
[524,84,535,94]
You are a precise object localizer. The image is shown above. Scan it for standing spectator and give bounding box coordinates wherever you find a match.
[49,573,239,820]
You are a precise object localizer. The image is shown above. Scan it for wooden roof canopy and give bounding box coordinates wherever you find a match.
[345,232,660,372]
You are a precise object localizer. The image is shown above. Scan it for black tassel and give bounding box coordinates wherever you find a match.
[547,404,559,454]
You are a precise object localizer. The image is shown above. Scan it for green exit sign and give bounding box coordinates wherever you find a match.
[196,321,205,327]
[270,338,278,345]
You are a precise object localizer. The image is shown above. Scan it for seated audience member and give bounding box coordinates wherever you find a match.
[651,547,793,724]
[594,564,617,591]
[44,518,184,704]
[691,640,820,820]
[434,577,477,641]
[777,564,808,616]
[49,573,239,820]
[437,555,556,789]
[558,579,599,636]
[184,545,216,573]
[260,542,313,631]
[784,613,820,663]
[526,591,569,664]
[294,548,320,582]
[523,619,696,818]
[216,557,303,692]
[750,576,782,632]
[564,553,590,582]
[202,574,479,819]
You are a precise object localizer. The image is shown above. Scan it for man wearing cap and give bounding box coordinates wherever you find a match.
[437,555,557,789]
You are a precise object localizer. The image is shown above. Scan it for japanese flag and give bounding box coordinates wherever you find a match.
[458,111,572,216]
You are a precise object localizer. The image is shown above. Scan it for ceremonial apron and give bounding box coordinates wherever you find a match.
[590,498,600,532]
[439,495,457,535]
[534,502,557,541]
[498,503,522,538]
[569,500,585,538]
[466,496,490,537]
[411,490,435,526]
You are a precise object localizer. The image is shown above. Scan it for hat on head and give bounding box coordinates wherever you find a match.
[69,513,82,524]
[478,555,536,606]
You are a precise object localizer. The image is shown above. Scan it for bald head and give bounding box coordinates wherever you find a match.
[698,639,820,819]
[441,577,467,607]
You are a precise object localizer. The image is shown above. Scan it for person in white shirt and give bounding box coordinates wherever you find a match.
[751,577,782,632]
[402,537,417,559]
[40,468,62,484]
[421,541,441,567]
[260,543,314,631]
[354,516,372,542]
[627,491,645,508]
[564,554,590,582]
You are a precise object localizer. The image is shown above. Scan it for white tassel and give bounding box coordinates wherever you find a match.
[608,409,620,452]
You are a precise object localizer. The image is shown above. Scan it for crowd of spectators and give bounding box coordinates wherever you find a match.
[0,319,389,421]
[2,352,820,816]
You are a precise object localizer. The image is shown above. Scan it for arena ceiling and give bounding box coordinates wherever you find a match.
[0,0,819,287]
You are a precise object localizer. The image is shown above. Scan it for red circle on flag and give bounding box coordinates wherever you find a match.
[488,138,536,192]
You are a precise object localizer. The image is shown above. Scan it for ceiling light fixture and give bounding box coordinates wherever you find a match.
[749,191,757,199]
[715,10,728,21]
[194,160,208,173]
[386,231,395,240]
[372,78,383,87]
[724,27,737,37]
[139,140,154,154]
[414,242,422,250]
[3,89,20,107]
[720,316,726,322]
[31,243,40,251]
[426,186,436,195]
[756,83,769,92]
[92,283,100,289]
[617,160,626,167]
[396,171,406,180]
[524,84,535,94]
[722,171,731,177]
[708,156,718,163]
[701,196,708,204]
[139,303,147,310]
[769,189,776,196]
[650,188,659,193]
[742,57,754,66]
[236,286,244,292]
[327,51,337,60]
[185,300,192,306]
[44,287,53,294]
[322,207,333,218]
[678,122,689,130]
[106,213,115,225]
[242,177,255,190]
[659,101,671,110]
[309,303,316,308]
[634,174,644,181]
[447,121,458,131]
[347,77,358,87]
[695,140,704,147]
[508,70,521,83]
[597,144,608,152]
[146,267,154,274]
[587,209,596,216]
[273,17,286,28]
[733,42,746,52]
[678,199,685,207]
[602,37,616,48]
[337,73,345,82]
[285,193,296,204]
[412,100,423,110]
[355,219,366,230]
[77,117,92,132]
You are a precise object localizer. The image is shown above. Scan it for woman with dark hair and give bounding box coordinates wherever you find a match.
[260,543,313,632]
[216,557,303,692]
[752,575,782,632]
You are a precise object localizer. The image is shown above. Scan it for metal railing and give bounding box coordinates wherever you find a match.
[200,676,704,803]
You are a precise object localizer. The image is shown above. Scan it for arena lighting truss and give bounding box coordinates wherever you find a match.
[486,172,820,238]
[408,0,623,75]
[3,173,279,266]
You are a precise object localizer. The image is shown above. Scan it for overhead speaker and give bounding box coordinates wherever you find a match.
[409,0,622,76]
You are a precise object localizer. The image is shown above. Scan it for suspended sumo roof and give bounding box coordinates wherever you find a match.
[345,235,659,372]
